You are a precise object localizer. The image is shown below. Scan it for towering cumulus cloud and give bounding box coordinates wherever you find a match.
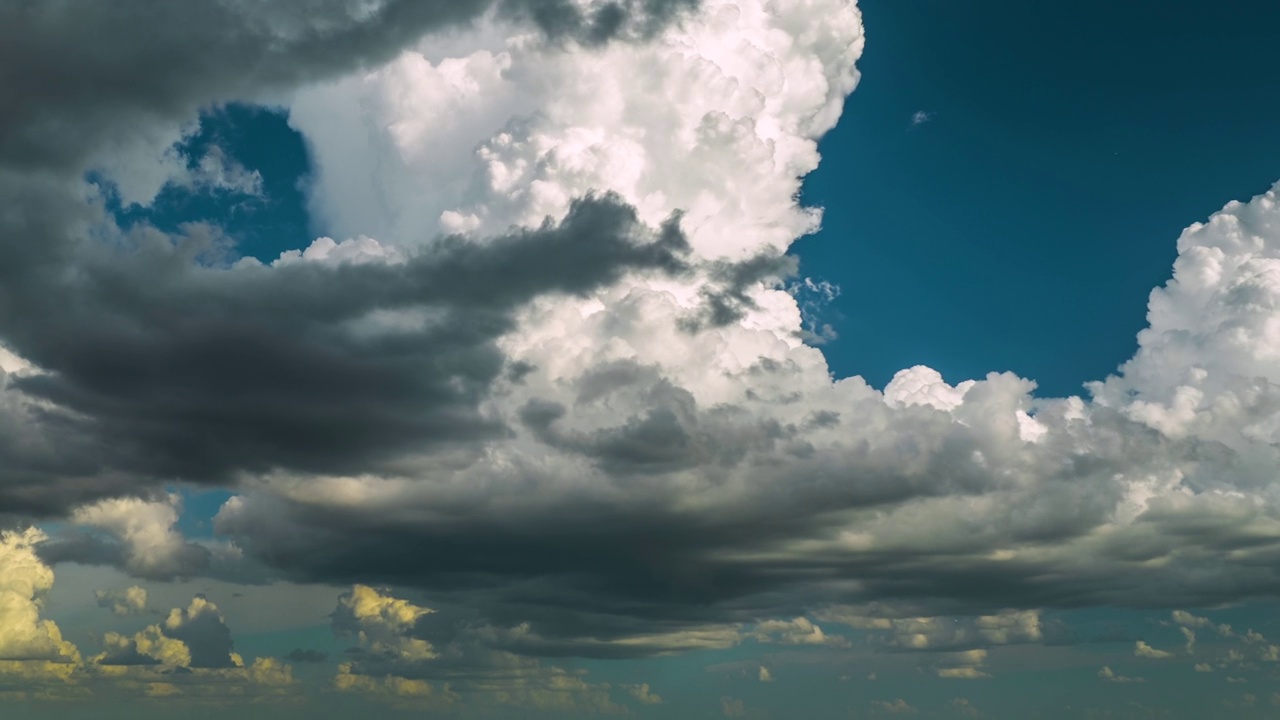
[4,0,1280,706]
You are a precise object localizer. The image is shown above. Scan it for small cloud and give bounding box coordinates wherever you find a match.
[1098,666,1144,683]
[910,110,934,127]
[936,667,990,680]
[721,696,746,717]
[757,665,773,682]
[1135,640,1173,659]
[624,683,662,705]
[1195,663,1214,672]
[95,586,148,615]
[871,698,916,714]
[935,649,990,679]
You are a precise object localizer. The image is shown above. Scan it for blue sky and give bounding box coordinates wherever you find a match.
[800,0,1280,397]
[5,1,1280,718]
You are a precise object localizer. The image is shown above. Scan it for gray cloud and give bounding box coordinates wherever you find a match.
[11,0,1280,681]
[0,0,698,172]
[0,196,688,514]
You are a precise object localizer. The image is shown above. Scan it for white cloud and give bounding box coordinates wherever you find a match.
[71,496,208,580]
[0,529,79,664]
[1134,640,1174,659]
[910,110,933,126]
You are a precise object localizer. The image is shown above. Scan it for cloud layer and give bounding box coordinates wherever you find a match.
[3,1,1280,710]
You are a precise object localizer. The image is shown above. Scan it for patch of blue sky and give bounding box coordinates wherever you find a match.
[97,103,313,265]
[797,0,1280,398]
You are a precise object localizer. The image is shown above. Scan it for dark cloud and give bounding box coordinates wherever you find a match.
[0,196,687,513]
[0,0,699,172]
[502,0,700,45]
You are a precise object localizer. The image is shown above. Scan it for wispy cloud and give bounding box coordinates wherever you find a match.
[910,110,934,127]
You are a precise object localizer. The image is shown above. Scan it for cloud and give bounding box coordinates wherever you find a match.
[95,626,189,668]
[0,192,688,515]
[910,110,933,126]
[757,665,773,682]
[0,1,699,178]
[325,584,639,712]
[872,698,917,714]
[66,496,210,579]
[7,0,1280,704]
[934,650,990,680]
[820,609,1040,652]
[749,616,850,648]
[94,586,148,616]
[1134,640,1173,659]
[1098,666,1144,683]
[623,683,663,704]
[160,596,239,669]
[721,695,746,717]
[333,585,437,662]
[0,530,79,664]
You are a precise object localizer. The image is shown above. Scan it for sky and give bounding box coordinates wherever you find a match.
[2,1,1280,718]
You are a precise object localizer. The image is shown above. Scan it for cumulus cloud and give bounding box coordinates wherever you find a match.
[94,586,148,616]
[0,530,79,663]
[334,585,437,662]
[66,496,210,579]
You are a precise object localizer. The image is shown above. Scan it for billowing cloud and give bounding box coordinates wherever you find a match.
[5,2,1280,714]
[68,496,210,579]
[0,530,79,663]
